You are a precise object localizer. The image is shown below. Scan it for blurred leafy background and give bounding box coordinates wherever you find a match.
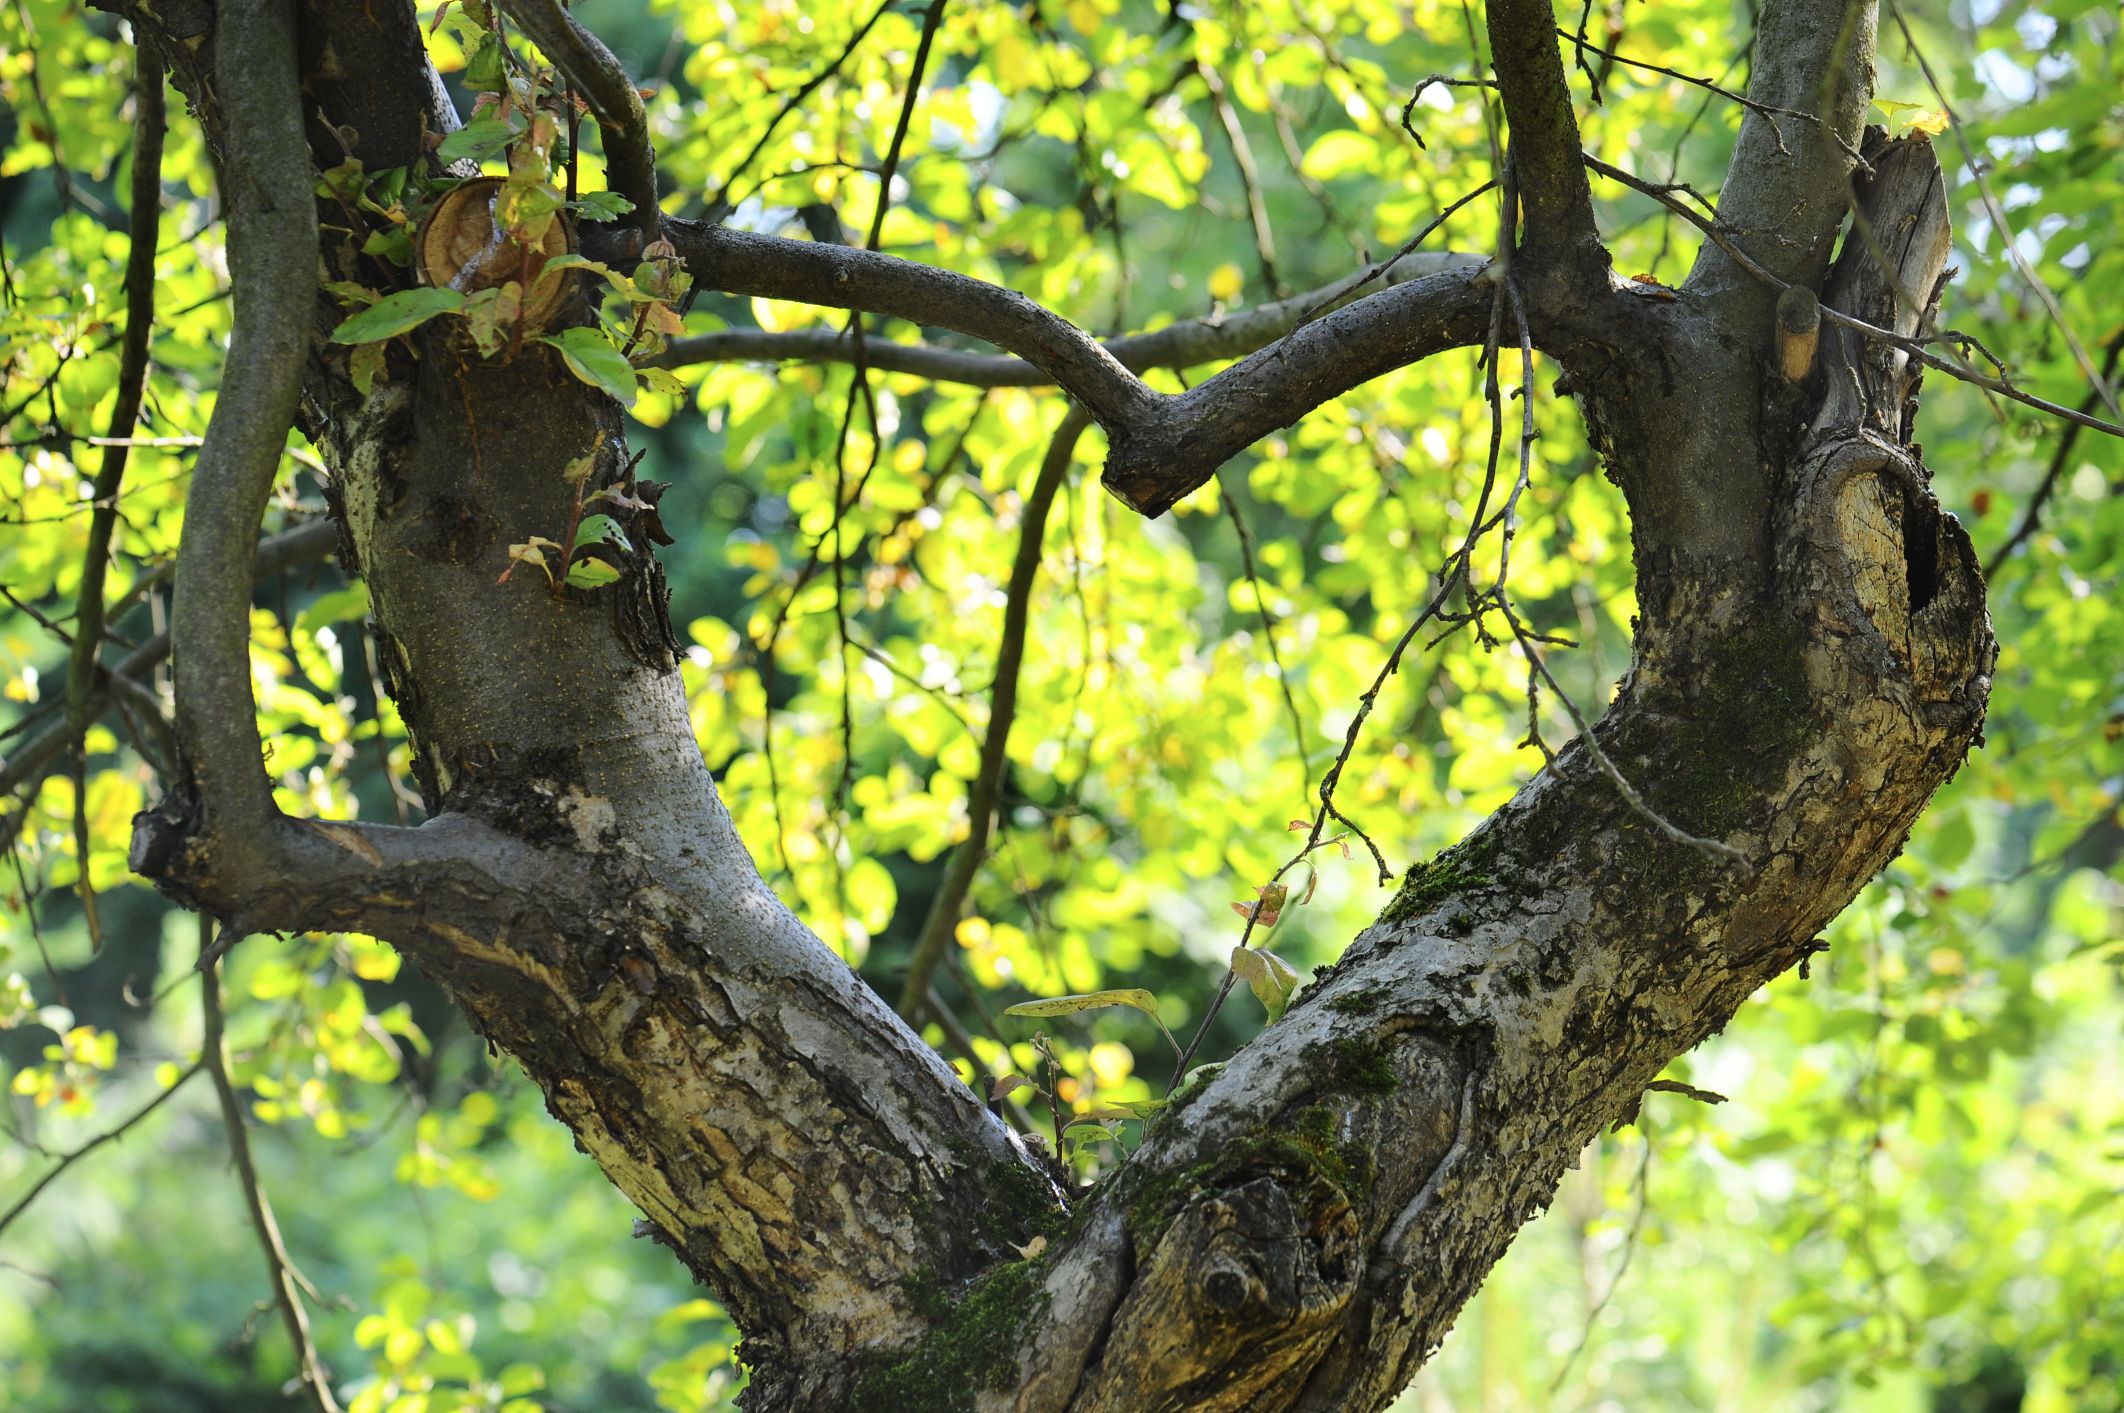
[1,0,2118,1408]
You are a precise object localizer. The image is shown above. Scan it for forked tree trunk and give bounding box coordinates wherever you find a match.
[116,2,1992,1409]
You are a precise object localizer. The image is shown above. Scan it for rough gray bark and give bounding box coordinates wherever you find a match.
[117,3,1992,1411]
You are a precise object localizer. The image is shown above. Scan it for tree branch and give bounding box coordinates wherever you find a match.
[1485,0,1602,268]
[63,49,162,946]
[1687,0,1876,303]
[201,929,343,1413]
[898,408,1092,1016]
[1098,265,1494,515]
[663,219,1495,515]
[651,253,1483,385]
[663,219,1159,425]
[166,0,315,829]
[496,0,658,243]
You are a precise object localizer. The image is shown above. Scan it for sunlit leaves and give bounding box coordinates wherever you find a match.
[542,326,636,405]
[329,286,467,343]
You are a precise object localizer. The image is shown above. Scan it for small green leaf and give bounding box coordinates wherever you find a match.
[465,34,508,91]
[565,558,622,589]
[329,287,465,344]
[566,191,635,222]
[572,514,630,551]
[361,225,414,267]
[538,253,614,279]
[1004,988,1163,1022]
[350,341,387,395]
[437,116,518,165]
[540,327,636,406]
[322,280,379,308]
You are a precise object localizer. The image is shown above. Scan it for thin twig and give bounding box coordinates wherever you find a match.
[201,923,343,1413]
[712,0,895,215]
[1548,1130,1653,1393]
[0,1061,204,1240]
[1583,152,2124,440]
[1884,0,2121,425]
[1219,479,1310,800]
[897,409,1092,1017]
[1986,332,2124,574]
[63,49,164,951]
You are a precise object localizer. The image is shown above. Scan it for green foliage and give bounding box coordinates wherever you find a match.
[3,0,2121,1409]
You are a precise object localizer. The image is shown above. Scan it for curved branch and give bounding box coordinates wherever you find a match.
[650,254,1484,385]
[63,51,162,944]
[661,219,1160,426]
[0,1060,203,1241]
[496,0,659,242]
[1485,0,1601,268]
[667,220,1494,515]
[203,934,343,1413]
[167,0,316,827]
[898,408,1092,1017]
[1099,264,1495,515]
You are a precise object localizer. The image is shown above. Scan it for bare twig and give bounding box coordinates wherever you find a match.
[1548,1130,1653,1393]
[1219,479,1310,799]
[1884,0,2121,425]
[1985,332,2124,574]
[710,0,895,214]
[1582,152,2124,440]
[63,49,164,950]
[897,408,1093,1017]
[201,925,342,1413]
[0,1061,204,1241]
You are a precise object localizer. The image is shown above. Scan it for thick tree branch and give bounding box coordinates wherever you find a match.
[651,254,1482,385]
[1098,265,1494,514]
[165,0,315,833]
[663,219,1160,425]
[664,219,1494,514]
[1485,0,1602,270]
[496,0,658,242]
[1687,0,1875,304]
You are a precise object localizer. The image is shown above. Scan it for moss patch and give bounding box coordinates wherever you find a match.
[1329,1035,1401,1094]
[1325,985,1389,1017]
[1662,615,1813,838]
[1378,846,1493,925]
[982,1148,1071,1242]
[1124,1101,1374,1245]
[853,1259,1049,1413]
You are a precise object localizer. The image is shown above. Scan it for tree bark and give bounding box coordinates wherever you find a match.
[117,3,1992,1410]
